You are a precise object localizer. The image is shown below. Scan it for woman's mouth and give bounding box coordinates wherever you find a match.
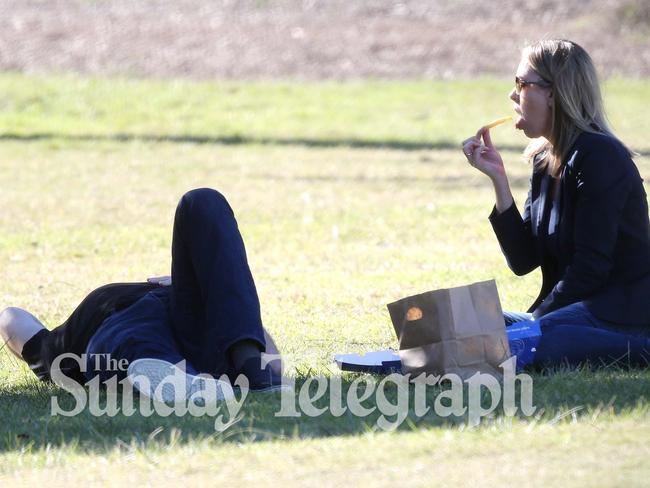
[513,106,523,129]
[515,115,524,129]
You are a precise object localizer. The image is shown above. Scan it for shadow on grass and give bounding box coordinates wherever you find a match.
[1,367,649,453]
[0,131,531,153]
[246,172,532,188]
[4,132,648,156]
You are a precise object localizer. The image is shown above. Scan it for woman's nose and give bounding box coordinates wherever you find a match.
[509,88,518,103]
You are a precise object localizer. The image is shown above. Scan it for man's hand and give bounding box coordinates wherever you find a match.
[147,275,172,287]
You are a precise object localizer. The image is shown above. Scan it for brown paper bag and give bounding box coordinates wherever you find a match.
[387,279,510,380]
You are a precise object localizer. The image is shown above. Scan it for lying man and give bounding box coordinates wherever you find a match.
[0,188,285,401]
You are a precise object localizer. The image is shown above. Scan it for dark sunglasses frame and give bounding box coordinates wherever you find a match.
[515,76,552,93]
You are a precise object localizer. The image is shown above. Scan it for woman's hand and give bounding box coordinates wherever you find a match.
[147,275,172,286]
[461,127,506,182]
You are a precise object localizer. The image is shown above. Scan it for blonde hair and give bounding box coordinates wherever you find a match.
[522,39,632,176]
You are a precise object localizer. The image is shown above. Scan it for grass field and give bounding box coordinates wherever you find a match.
[1,74,649,486]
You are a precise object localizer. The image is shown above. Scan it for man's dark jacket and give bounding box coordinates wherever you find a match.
[22,282,158,382]
[489,131,650,325]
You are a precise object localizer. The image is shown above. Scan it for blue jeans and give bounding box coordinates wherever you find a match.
[85,288,196,381]
[504,302,650,368]
[86,189,266,381]
[168,188,266,375]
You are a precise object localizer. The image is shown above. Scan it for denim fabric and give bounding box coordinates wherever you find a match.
[169,188,266,375]
[86,188,266,380]
[85,288,196,382]
[504,302,650,368]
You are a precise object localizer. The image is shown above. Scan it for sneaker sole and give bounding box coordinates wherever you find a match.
[127,358,234,404]
[250,384,294,394]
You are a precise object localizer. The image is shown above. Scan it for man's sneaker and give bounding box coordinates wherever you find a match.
[236,357,293,393]
[126,358,234,404]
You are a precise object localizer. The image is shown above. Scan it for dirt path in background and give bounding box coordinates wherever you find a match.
[0,0,648,79]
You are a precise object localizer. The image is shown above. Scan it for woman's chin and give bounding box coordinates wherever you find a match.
[516,119,540,139]
[515,115,525,130]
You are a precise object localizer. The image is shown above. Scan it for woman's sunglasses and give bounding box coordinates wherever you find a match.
[515,76,552,94]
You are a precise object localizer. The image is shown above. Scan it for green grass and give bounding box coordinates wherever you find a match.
[1,73,649,151]
[0,73,649,486]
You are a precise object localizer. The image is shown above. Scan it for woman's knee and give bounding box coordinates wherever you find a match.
[537,302,597,330]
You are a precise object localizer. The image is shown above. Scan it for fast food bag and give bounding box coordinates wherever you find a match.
[387,280,510,379]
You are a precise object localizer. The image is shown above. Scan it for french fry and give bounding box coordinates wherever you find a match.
[485,116,513,129]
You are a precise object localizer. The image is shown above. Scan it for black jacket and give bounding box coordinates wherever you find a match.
[22,282,159,382]
[489,131,650,325]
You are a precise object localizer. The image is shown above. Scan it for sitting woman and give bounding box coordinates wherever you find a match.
[0,188,286,401]
[462,39,650,368]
